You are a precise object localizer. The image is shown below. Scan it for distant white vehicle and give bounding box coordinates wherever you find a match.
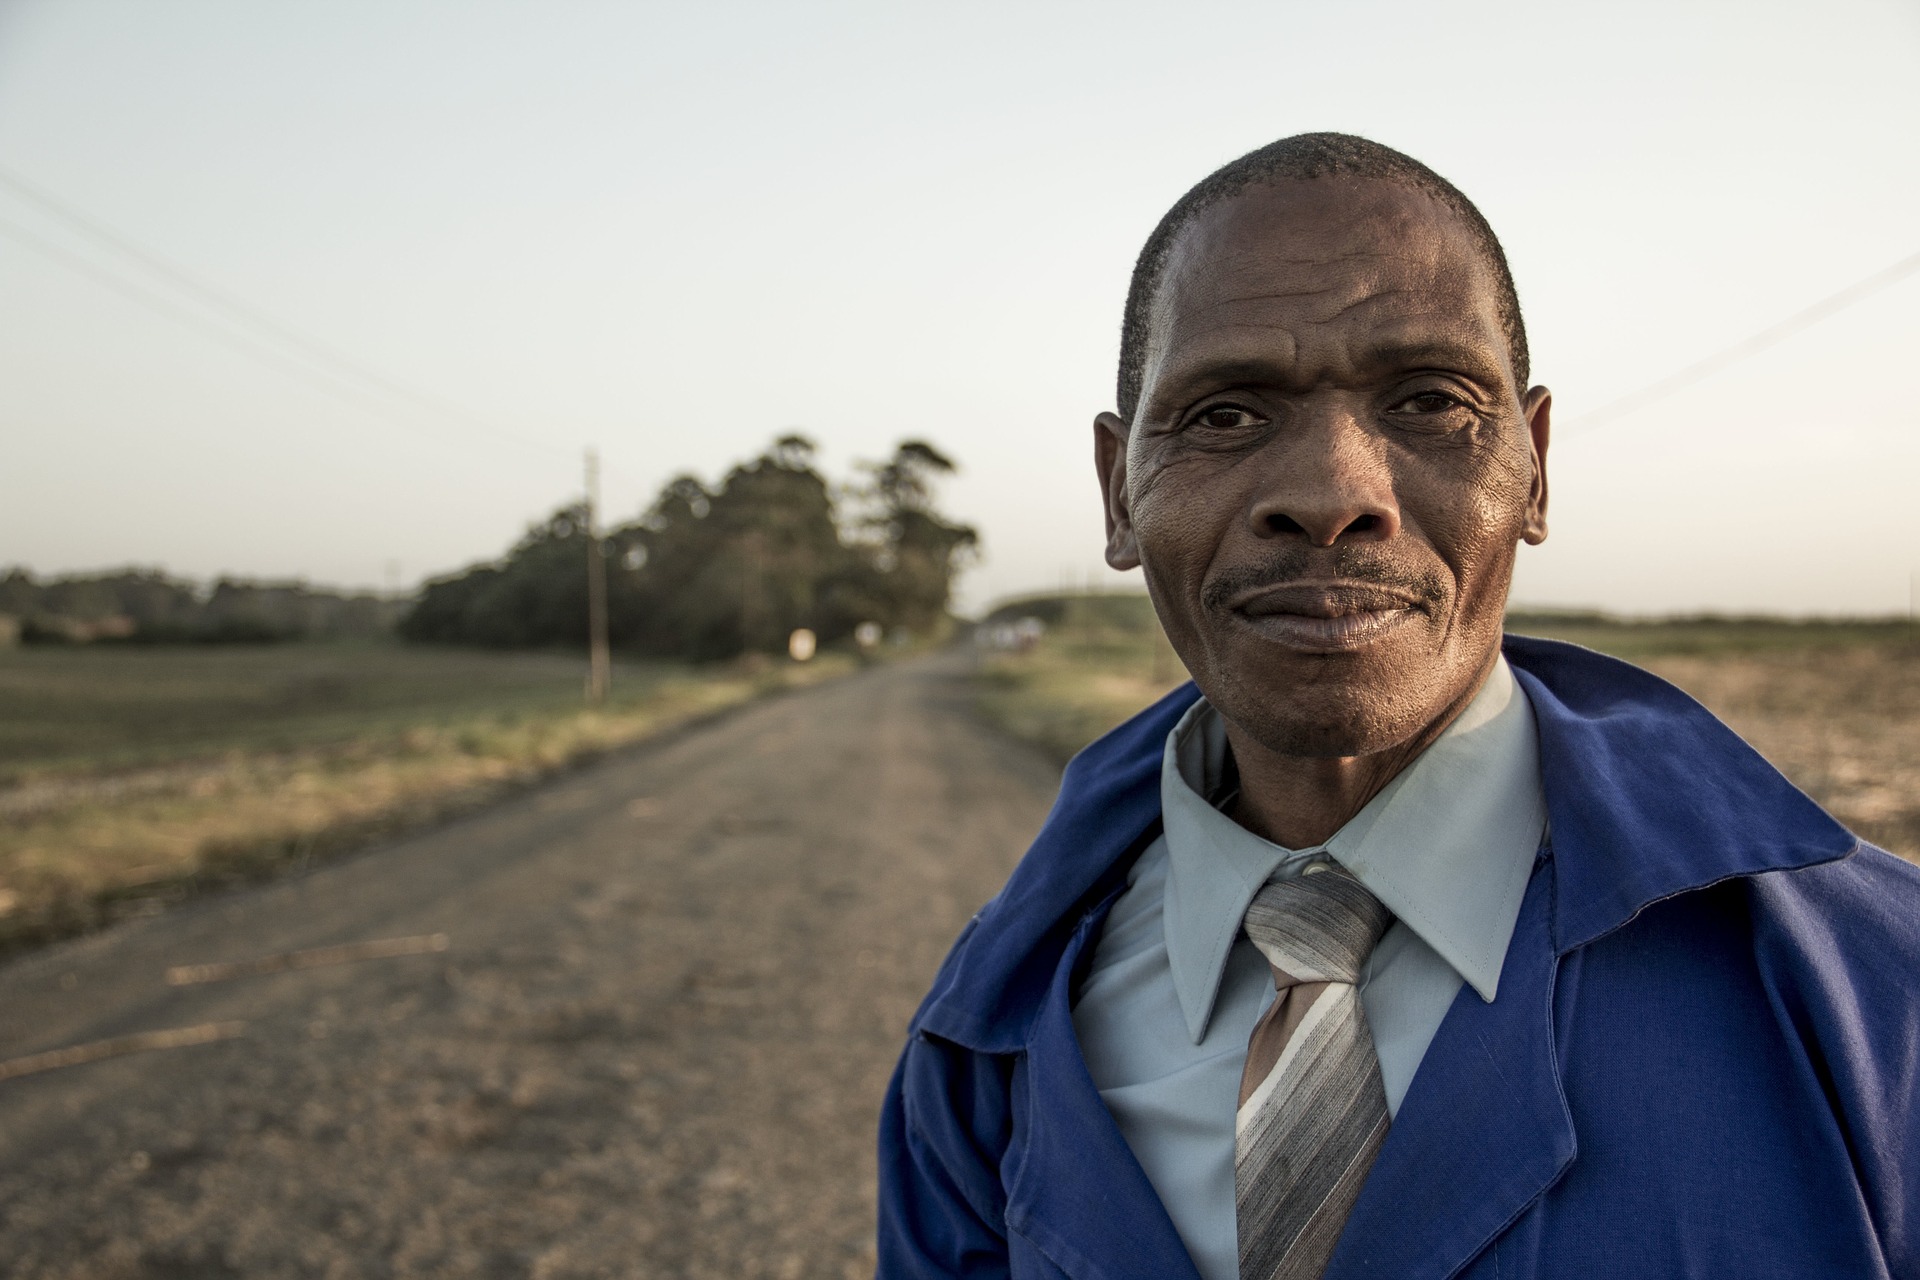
[978,616,1045,652]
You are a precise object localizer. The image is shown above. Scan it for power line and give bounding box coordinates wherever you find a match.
[0,164,565,457]
[0,214,456,430]
[1565,247,1920,433]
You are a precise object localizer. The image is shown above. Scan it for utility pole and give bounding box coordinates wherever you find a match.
[584,448,611,706]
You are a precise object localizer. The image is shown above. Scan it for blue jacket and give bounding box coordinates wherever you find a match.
[878,636,1920,1279]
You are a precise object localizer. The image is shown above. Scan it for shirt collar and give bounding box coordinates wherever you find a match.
[1160,655,1547,1044]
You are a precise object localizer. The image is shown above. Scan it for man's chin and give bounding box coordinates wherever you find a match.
[1221,704,1415,761]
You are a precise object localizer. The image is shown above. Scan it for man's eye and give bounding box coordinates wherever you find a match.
[1396,392,1460,414]
[1191,406,1261,431]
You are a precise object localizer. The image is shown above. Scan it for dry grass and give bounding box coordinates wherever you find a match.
[975,595,1918,861]
[0,642,853,951]
[1631,646,1920,860]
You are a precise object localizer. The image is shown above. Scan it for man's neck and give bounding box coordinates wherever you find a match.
[1222,660,1496,850]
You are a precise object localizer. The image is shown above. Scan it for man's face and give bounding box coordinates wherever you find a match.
[1097,177,1550,759]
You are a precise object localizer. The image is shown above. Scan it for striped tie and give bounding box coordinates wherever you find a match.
[1236,864,1394,1280]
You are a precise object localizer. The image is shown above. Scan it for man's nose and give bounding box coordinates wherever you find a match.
[1245,409,1401,547]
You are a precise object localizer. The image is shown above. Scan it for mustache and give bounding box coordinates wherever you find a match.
[1200,547,1448,614]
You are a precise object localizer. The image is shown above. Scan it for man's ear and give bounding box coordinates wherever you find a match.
[1521,386,1550,545]
[1094,411,1141,570]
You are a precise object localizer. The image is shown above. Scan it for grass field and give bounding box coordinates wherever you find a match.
[976,594,1919,861]
[0,642,851,952]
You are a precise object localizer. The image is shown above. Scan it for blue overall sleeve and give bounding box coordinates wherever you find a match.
[875,1035,1015,1278]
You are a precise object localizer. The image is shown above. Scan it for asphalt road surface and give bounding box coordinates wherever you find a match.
[0,651,1059,1279]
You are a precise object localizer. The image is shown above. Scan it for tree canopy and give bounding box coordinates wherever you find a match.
[400,436,977,661]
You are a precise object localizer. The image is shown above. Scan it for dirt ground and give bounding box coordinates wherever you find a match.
[0,644,848,953]
[0,652,1055,1279]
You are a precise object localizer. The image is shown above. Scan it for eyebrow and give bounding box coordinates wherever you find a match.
[1145,336,1507,411]
[1353,340,1506,380]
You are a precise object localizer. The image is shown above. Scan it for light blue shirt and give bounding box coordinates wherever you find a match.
[1071,656,1548,1280]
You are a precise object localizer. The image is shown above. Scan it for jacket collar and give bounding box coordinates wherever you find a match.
[1500,634,1858,952]
[914,635,1859,1054]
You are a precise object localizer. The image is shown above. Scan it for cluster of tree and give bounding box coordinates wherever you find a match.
[0,568,404,644]
[401,435,978,661]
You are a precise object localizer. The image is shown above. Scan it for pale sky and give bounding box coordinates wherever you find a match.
[1,0,1915,616]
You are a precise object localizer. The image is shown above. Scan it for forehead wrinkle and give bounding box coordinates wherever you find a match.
[1182,285,1346,317]
[1159,229,1423,296]
[1166,280,1361,327]
[1179,244,1448,296]
[1161,219,1479,322]
[1165,282,1430,349]
[1137,324,1299,408]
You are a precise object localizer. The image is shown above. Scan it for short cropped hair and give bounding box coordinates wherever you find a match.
[1116,132,1529,422]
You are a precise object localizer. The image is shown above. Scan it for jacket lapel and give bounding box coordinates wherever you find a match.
[1501,636,1855,951]
[1327,855,1574,1280]
[1002,896,1206,1280]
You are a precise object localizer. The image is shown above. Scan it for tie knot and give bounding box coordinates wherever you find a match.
[1242,865,1392,985]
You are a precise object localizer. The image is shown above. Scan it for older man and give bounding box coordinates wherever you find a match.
[877,134,1920,1279]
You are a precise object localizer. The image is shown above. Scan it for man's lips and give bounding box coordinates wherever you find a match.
[1223,581,1428,652]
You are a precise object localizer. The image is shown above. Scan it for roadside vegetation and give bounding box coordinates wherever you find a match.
[404,436,976,661]
[0,642,851,953]
[974,593,1192,765]
[975,594,1919,861]
[0,568,400,646]
[0,433,981,955]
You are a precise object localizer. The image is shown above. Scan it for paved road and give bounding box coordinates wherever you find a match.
[0,652,1058,1279]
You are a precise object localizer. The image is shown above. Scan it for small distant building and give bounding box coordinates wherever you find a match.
[0,614,18,647]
